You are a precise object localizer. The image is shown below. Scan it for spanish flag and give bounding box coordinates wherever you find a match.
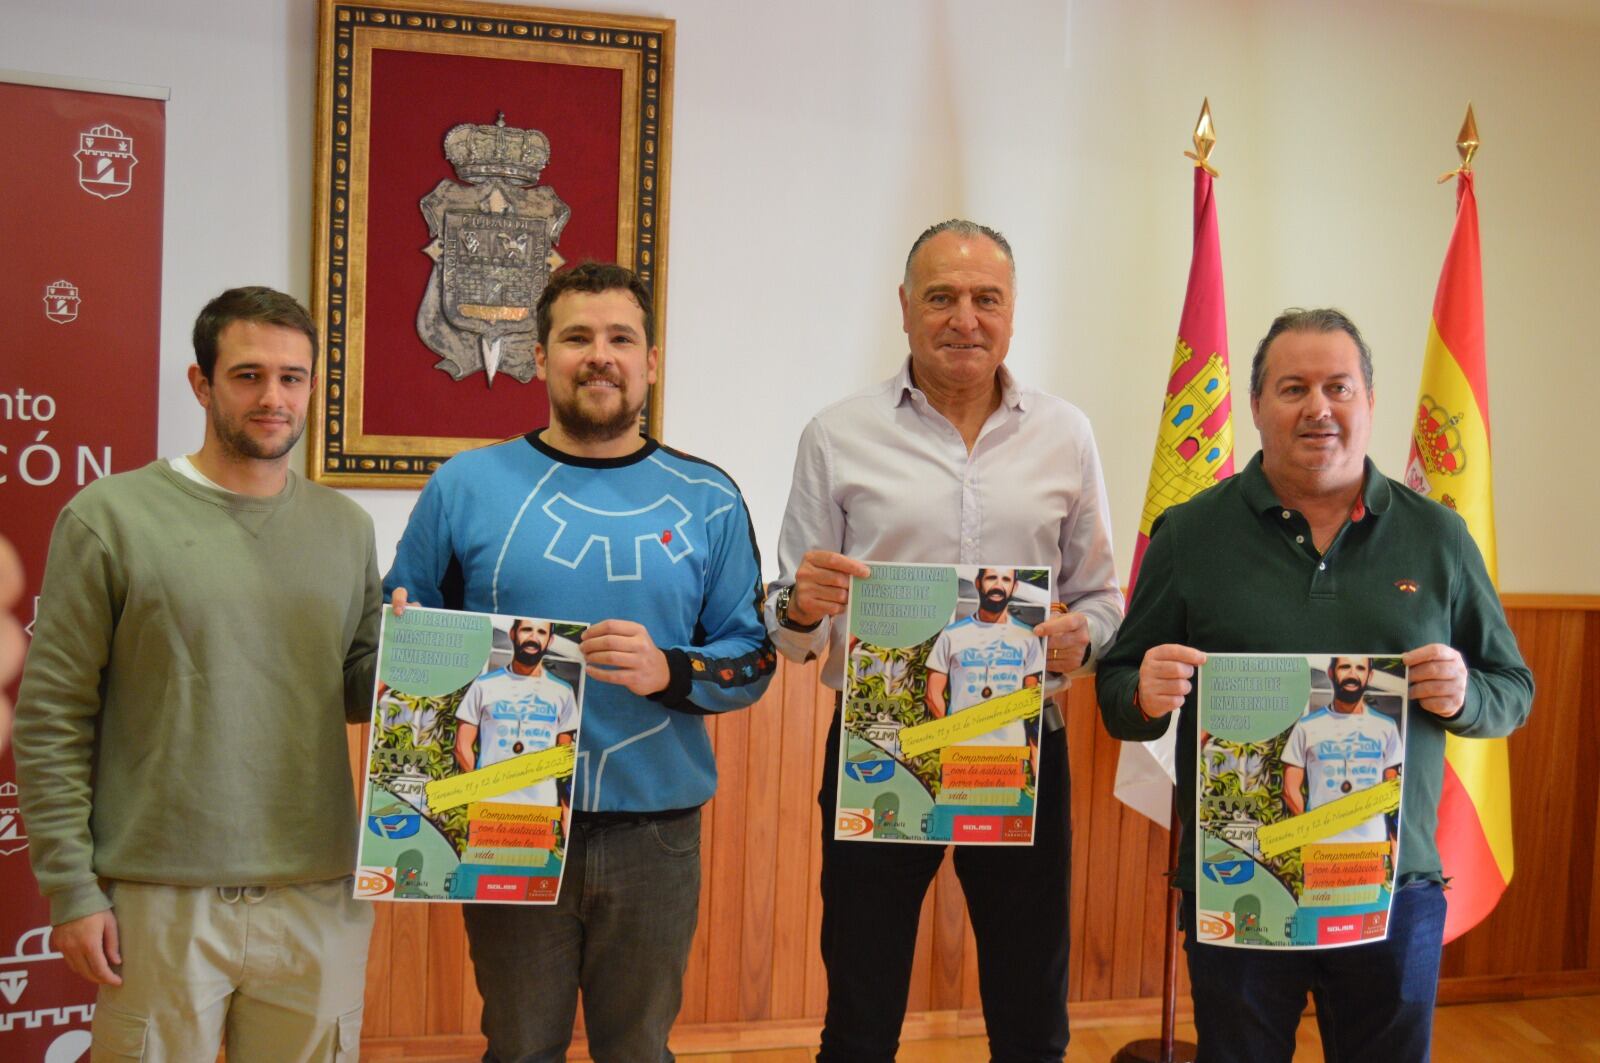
[1404,139,1511,942]
[1114,105,1236,828]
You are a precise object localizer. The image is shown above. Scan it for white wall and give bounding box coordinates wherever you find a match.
[7,0,1598,593]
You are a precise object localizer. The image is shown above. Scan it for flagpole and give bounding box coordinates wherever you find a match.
[1112,793,1193,1063]
[1111,100,1225,1063]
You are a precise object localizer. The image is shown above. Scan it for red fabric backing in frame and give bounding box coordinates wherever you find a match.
[361,47,624,441]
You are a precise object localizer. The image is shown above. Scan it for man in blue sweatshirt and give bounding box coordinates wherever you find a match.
[387,262,775,1061]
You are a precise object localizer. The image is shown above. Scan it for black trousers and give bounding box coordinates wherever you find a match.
[815,705,1073,1063]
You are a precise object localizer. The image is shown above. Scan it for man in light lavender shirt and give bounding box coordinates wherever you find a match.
[767,219,1123,1062]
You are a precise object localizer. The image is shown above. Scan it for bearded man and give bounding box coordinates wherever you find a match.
[386,261,774,1061]
[453,618,578,808]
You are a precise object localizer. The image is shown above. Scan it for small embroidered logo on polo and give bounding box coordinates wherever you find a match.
[1394,578,1419,594]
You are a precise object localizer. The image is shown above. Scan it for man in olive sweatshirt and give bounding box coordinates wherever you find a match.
[13,287,381,1061]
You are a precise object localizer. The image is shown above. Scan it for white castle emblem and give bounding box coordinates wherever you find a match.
[75,123,138,199]
[43,281,80,325]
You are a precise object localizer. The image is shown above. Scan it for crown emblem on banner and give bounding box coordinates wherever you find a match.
[79,123,134,159]
[444,113,550,185]
[1413,396,1466,477]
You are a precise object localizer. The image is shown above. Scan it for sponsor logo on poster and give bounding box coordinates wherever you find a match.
[1196,910,1235,942]
[1361,910,1389,939]
[1201,856,1255,885]
[1316,914,1364,945]
[367,812,421,840]
[43,281,80,325]
[1001,816,1033,843]
[474,875,530,901]
[950,815,1001,842]
[74,124,137,199]
[354,867,397,898]
[844,757,895,784]
[834,810,873,838]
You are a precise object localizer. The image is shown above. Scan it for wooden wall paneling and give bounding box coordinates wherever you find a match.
[1555,611,1593,973]
[1110,788,1152,1001]
[1065,685,1096,1002]
[424,905,465,1032]
[930,857,967,1009]
[770,658,821,1019]
[739,686,785,1020]
[386,902,429,1036]
[802,671,834,1018]
[679,712,715,1025]
[1586,615,1600,973]
[1440,607,1594,980]
[1518,609,1593,974]
[352,717,393,1037]
[1486,611,1572,978]
[960,899,981,1009]
[904,869,936,1013]
[1078,686,1126,1001]
[704,703,752,1022]
[1138,822,1171,999]
[459,917,482,1036]
[364,897,394,1034]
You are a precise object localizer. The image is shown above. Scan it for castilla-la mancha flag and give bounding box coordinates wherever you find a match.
[1403,168,1511,943]
[1112,160,1235,827]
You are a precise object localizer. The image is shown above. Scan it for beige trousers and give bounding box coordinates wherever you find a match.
[90,878,373,1062]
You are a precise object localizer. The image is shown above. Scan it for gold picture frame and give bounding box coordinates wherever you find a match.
[309,0,673,488]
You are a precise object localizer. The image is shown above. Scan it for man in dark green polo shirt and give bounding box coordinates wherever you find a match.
[1097,307,1532,1063]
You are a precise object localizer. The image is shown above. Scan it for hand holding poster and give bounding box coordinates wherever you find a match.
[1195,653,1407,949]
[356,606,585,904]
[836,563,1049,845]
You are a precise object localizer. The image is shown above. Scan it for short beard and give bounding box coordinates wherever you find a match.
[549,382,643,445]
[1334,680,1367,705]
[513,645,546,669]
[212,413,302,461]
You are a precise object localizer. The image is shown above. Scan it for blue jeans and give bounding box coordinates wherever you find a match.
[816,708,1073,1063]
[1182,878,1447,1063]
[462,809,702,1063]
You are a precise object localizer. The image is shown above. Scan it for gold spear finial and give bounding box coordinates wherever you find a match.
[1185,97,1219,177]
[1438,103,1479,183]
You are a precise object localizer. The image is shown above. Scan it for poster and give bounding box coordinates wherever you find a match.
[835,563,1049,845]
[2,73,165,1060]
[1195,653,1407,949]
[356,606,585,904]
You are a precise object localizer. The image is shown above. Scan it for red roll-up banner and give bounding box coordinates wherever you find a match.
[0,74,165,1060]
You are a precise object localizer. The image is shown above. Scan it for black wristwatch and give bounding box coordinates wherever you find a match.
[775,585,821,632]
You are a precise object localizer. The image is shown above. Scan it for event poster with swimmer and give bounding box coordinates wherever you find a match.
[836,563,1050,845]
[355,606,585,904]
[1195,653,1408,949]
